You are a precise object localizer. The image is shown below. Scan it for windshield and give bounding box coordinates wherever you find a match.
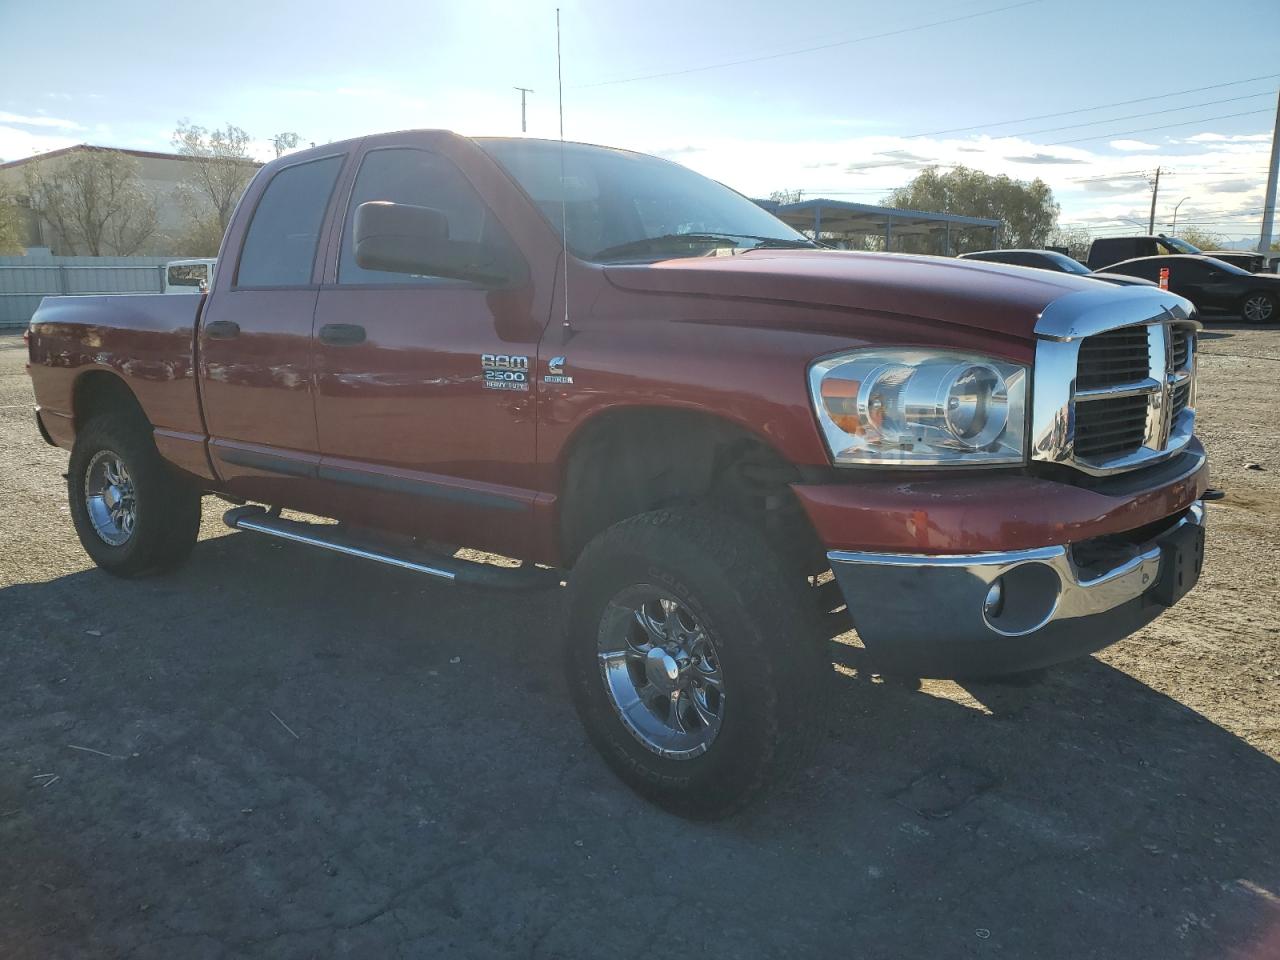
[478,138,812,262]
[1163,236,1201,255]
[1042,251,1091,274]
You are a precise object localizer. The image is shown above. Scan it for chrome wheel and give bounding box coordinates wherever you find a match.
[84,450,136,546]
[1243,295,1274,323]
[597,588,725,759]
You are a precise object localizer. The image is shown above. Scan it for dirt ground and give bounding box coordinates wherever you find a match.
[1,325,1277,959]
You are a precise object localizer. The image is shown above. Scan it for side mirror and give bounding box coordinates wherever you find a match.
[353,201,520,286]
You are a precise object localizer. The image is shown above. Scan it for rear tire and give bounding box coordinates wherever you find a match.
[565,507,829,819]
[1241,291,1277,324]
[68,413,202,578]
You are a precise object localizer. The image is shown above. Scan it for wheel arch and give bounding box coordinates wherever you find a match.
[556,404,824,569]
[72,370,147,432]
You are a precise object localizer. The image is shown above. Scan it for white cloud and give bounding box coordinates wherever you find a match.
[0,125,81,162]
[1183,132,1271,143]
[1109,139,1158,152]
[0,111,83,130]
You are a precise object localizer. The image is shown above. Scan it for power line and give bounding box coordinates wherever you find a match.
[905,72,1280,138]
[573,0,1042,88]
[1002,92,1274,140]
[1047,108,1274,146]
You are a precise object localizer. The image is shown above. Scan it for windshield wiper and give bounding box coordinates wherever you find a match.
[590,232,816,262]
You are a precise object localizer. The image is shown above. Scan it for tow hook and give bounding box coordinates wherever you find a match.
[1202,488,1226,502]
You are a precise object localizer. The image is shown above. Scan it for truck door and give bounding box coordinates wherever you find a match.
[198,153,346,506]
[310,139,546,559]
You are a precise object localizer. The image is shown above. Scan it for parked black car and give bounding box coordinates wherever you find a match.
[1086,235,1200,270]
[959,248,1157,287]
[1103,255,1280,323]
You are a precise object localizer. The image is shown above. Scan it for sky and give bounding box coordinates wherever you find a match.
[1,0,1277,247]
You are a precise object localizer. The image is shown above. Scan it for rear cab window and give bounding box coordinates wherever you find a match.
[235,156,344,288]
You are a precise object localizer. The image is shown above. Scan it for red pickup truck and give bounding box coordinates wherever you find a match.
[26,131,1208,817]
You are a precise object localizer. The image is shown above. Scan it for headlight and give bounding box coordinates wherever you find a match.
[809,349,1027,466]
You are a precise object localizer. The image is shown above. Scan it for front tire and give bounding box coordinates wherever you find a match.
[1241,291,1277,324]
[68,413,202,578]
[565,508,828,819]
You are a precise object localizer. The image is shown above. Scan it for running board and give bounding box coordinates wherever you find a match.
[222,505,561,591]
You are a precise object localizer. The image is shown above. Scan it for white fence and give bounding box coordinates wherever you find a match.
[0,254,179,328]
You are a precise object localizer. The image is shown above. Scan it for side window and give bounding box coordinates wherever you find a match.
[236,156,343,288]
[339,147,511,285]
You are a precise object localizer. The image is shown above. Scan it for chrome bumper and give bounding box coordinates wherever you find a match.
[827,502,1205,677]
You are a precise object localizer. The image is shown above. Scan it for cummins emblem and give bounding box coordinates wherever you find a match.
[543,355,574,385]
[482,353,529,391]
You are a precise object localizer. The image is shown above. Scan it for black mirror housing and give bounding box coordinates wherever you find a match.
[353,201,518,286]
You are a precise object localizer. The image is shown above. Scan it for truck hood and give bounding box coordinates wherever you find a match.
[603,249,1112,340]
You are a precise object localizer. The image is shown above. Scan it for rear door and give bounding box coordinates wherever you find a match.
[309,137,546,558]
[198,153,347,505]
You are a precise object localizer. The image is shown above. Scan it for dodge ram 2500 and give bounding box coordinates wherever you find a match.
[26,130,1209,817]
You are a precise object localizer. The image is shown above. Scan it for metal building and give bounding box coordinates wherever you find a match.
[760,198,1002,255]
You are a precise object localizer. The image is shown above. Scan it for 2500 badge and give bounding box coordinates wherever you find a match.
[482,354,529,392]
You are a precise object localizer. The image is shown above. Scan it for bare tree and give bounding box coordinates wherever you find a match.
[271,132,301,158]
[1176,226,1225,251]
[769,188,803,205]
[0,182,26,254]
[172,121,258,234]
[1047,225,1092,262]
[23,150,159,255]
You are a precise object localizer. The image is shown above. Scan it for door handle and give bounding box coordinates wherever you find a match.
[205,320,240,340]
[319,323,367,346]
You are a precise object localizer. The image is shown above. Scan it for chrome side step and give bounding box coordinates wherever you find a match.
[222,505,561,591]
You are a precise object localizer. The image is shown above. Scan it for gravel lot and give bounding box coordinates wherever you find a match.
[1,326,1278,959]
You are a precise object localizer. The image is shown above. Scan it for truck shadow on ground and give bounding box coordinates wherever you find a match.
[1,529,1278,959]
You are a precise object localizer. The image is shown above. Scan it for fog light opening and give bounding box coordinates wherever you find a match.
[981,562,1062,636]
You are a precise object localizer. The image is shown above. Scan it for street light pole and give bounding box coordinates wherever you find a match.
[1171,196,1191,235]
[514,86,534,134]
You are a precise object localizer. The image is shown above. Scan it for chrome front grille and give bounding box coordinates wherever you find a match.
[1075,326,1150,391]
[1031,288,1199,476]
[1073,393,1149,459]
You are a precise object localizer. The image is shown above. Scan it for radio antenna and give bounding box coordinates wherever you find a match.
[557,8,571,331]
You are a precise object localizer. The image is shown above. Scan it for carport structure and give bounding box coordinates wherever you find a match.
[766,198,1002,255]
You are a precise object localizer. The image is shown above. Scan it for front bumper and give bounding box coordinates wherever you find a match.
[828,501,1205,678]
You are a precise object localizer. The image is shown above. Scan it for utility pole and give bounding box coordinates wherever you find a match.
[1147,166,1161,234]
[513,86,534,134]
[1258,89,1280,255]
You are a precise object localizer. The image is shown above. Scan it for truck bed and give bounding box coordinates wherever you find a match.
[27,293,210,478]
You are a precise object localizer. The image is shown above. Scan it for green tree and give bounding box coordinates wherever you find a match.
[885,165,1059,254]
[22,150,158,255]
